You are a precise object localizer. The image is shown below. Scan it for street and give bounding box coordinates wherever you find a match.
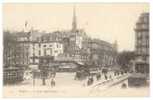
[4,71,149,97]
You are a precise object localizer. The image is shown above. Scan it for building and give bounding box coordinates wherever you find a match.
[3,31,30,84]
[128,12,149,87]
[37,6,118,72]
[29,42,40,65]
[134,12,149,74]
[3,6,119,78]
[15,31,30,67]
[4,31,30,67]
[40,42,63,57]
[3,31,16,67]
[38,7,88,63]
[86,39,118,68]
[29,41,63,65]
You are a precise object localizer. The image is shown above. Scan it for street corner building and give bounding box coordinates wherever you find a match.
[3,3,150,97]
[128,12,150,87]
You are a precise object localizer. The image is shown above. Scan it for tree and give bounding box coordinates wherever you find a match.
[117,51,135,71]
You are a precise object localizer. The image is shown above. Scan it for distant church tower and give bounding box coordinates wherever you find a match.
[72,6,77,32]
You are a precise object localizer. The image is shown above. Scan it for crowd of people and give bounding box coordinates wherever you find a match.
[75,68,127,86]
[38,68,127,87]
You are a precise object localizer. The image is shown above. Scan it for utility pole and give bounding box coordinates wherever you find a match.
[32,69,36,86]
[42,70,46,85]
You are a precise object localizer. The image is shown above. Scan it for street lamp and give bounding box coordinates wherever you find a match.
[41,69,47,85]
[32,69,37,86]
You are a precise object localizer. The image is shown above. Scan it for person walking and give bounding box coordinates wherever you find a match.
[104,74,108,80]
[109,75,112,79]
[96,73,101,80]
[87,76,94,86]
[51,78,55,87]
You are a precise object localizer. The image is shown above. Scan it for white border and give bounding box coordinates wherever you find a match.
[2,0,151,3]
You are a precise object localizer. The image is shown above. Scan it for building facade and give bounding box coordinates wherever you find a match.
[4,31,30,68]
[4,7,119,76]
[29,41,63,65]
[86,39,118,68]
[32,6,118,71]
[3,31,30,84]
[134,12,149,73]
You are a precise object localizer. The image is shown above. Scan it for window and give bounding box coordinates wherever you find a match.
[144,17,148,23]
[39,44,41,47]
[54,50,58,53]
[146,35,149,39]
[142,24,148,29]
[33,53,35,56]
[43,45,46,47]
[33,58,35,63]
[57,44,59,48]
[39,50,41,56]
[137,40,141,45]
[50,49,52,55]
[137,32,142,39]
[44,49,47,56]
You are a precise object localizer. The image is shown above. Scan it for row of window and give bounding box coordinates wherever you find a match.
[136,41,149,46]
[4,71,23,78]
[136,48,149,55]
[32,43,62,48]
[43,44,62,48]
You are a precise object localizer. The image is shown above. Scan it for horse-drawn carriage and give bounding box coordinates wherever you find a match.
[75,70,90,80]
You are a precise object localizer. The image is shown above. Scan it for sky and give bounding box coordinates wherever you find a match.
[3,3,149,51]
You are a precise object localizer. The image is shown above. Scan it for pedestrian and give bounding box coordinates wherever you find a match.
[87,76,94,86]
[51,78,55,87]
[42,78,46,85]
[96,73,101,80]
[121,83,127,88]
[90,76,94,84]
[109,75,112,79]
[117,72,120,76]
[104,75,108,80]
[121,71,123,75]
[87,77,91,86]
[114,72,116,76]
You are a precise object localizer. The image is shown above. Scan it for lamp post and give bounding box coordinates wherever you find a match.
[32,69,37,86]
[41,70,47,85]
